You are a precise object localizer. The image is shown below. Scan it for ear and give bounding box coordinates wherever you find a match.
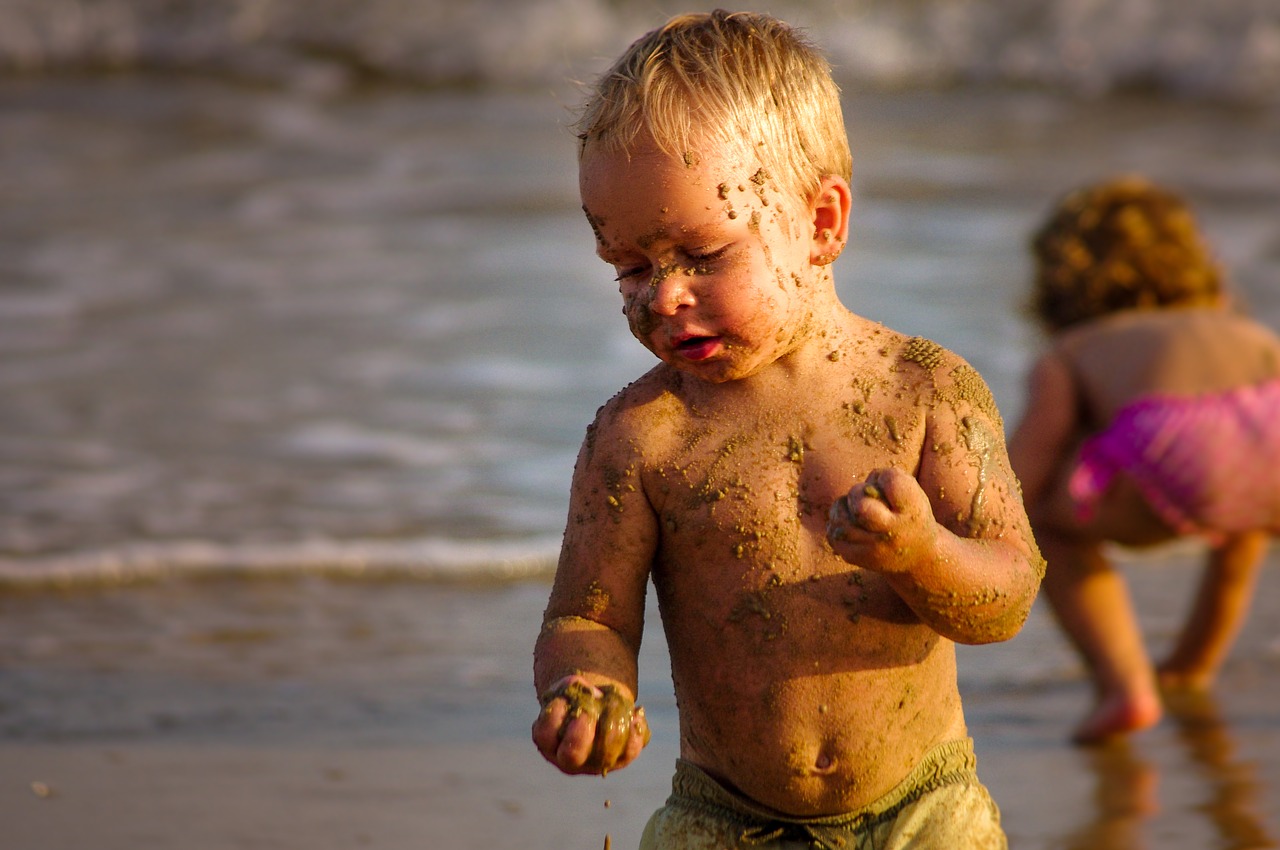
[809,175,852,266]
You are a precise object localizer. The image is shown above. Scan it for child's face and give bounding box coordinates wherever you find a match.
[580,136,823,383]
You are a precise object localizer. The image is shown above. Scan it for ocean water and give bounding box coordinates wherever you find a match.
[1,75,1277,585]
[2,5,1280,847]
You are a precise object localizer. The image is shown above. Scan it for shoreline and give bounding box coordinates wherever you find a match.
[3,548,1279,848]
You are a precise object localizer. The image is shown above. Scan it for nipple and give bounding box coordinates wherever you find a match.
[813,750,838,774]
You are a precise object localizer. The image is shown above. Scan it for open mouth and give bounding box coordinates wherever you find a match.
[674,335,722,361]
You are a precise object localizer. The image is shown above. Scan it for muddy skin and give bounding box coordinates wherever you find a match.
[959,416,996,536]
[938,363,1004,429]
[901,336,946,372]
[543,680,649,774]
[623,288,660,339]
[583,205,607,246]
[621,254,722,345]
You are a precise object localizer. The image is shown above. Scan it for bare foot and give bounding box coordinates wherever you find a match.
[1156,663,1215,693]
[1073,690,1162,745]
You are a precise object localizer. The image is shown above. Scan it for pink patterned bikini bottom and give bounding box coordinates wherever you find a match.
[1069,378,1280,541]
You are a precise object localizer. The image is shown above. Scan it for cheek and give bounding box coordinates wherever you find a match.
[622,287,659,340]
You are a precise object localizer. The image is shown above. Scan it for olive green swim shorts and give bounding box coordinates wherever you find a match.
[638,738,1006,850]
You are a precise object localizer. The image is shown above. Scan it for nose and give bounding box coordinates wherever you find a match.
[649,266,695,316]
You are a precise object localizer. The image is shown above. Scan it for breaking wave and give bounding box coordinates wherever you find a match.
[0,0,1277,107]
[0,535,561,590]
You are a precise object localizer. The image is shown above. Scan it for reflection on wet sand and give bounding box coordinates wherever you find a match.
[1165,689,1278,850]
[1064,689,1277,850]
[1060,741,1158,850]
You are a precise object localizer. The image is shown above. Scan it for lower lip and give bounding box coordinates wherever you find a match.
[675,337,722,361]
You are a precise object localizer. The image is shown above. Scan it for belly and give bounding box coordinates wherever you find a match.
[660,594,967,815]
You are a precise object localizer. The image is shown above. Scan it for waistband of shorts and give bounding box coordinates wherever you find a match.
[669,737,979,829]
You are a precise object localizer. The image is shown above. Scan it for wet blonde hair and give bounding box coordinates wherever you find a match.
[574,9,852,207]
[1031,175,1225,332]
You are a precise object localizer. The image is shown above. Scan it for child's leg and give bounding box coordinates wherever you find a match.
[1038,529,1163,743]
[1158,531,1270,690]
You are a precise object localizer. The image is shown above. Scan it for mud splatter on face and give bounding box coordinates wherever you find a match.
[583,205,607,247]
[623,287,660,339]
[749,167,771,207]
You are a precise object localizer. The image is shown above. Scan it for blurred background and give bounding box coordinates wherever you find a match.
[1,2,1278,849]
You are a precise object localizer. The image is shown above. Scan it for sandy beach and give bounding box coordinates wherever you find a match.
[3,545,1279,850]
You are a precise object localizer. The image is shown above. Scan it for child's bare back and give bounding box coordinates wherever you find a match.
[1044,307,1280,427]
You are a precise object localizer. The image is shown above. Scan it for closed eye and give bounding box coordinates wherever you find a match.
[687,244,730,262]
[613,263,651,283]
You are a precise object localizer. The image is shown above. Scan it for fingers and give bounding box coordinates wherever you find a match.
[532,696,569,757]
[532,677,648,775]
[826,469,915,563]
[592,686,634,771]
[868,467,921,509]
[828,484,893,539]
[615,706,650,771]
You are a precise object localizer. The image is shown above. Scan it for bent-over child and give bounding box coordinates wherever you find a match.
[532,11,1044,849]
[1007,175,1280,744]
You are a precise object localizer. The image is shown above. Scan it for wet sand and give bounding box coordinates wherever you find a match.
[3,547,1279,849]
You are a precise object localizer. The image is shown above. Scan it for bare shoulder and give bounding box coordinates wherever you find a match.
[584,366,691,465]
[549,370,683,630]
[880,332,1005,430]
[879,333,1028,539]
[567,364,701,533]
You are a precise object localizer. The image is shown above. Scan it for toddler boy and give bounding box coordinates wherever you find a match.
[533,11,1043,848]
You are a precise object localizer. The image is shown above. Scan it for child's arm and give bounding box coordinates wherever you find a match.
[532,410,657,776]
[1158,530,1270,689]
[827,360,1044,645]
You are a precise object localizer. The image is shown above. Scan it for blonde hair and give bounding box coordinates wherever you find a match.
[1030,175,1225,332]
[574,9,852,206]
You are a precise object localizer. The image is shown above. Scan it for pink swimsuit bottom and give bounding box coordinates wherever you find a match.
[1069,378,1280,541]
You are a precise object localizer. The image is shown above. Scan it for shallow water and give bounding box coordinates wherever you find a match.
[1,73,1280,849]
[1,76,1277,582]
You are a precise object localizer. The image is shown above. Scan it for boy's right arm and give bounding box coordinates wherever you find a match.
[532,413,658,775]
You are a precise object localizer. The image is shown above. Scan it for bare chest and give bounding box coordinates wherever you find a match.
[641,398,925,598]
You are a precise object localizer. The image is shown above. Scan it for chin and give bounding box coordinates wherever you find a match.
[671,358,759,384]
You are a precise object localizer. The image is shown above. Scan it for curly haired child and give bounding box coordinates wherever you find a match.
[1008,175,1280,744]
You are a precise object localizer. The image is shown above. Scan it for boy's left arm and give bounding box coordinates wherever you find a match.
[827,360,1044,644]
